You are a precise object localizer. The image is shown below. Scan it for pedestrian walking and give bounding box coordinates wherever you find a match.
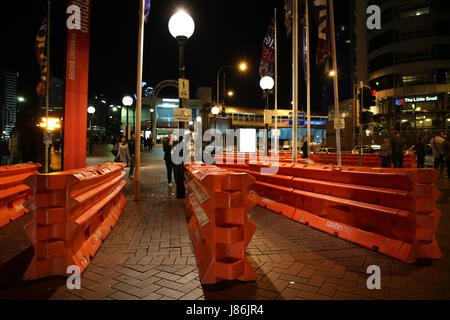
[115,136,131,165]
[391,133,406,168]
[379,137,391,168]
[128,133,136,179]
[163,133,175,187]
[431,132,445,175]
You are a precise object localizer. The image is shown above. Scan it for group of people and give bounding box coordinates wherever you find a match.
[379,132,450,179]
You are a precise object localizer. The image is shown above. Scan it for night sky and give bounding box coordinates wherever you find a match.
[1,0,350,112]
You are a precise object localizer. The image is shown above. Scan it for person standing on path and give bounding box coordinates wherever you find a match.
[431,132,445,175]
[163,133,175,187]
[414,136,427,169]
[115,136,131,166]
[128,133,136,179]
[391,133,406,168]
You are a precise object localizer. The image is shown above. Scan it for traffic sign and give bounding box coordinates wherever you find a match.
[173,108,192,122]
[178,79,190,99]
[264,110,272,125]
[334,118,345,130]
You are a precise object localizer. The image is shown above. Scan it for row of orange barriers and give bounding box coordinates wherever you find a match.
[0,164,41,228]
[184,163,257,284]
[23,163,127,280]
[214,161,441,263]
[311,153,417,168]
[217,152,417,168]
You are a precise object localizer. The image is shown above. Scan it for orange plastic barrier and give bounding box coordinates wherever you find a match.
[0,163,41,228]
[184,163,256,284]
[23,163,127,280]
[311,153,417,168]
[220,161,441,263]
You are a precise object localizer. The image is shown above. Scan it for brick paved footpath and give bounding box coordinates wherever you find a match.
[0,145,449,300]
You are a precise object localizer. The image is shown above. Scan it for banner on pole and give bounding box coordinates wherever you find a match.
[310,0,331,65]
[35,16,49,96]
[259,17,275,79]
[64,0,91,170]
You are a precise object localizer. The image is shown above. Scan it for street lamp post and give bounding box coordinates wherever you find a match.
[122,96,133,139]
[169,10,195,130]
[260,76,275,157]
[87,106,96,132]
[216,62,247,110]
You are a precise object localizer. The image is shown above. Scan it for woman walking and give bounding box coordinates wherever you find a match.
[115,136,131,165]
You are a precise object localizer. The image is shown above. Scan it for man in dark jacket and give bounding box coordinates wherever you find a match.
[391,133,406,168]
[163,133,174,187]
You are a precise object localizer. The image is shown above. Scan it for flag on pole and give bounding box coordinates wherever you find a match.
[144,0,151,23]
[259,17,276,79]
[284,0,293,36]
[35,16,48,96]
[310,0,331,65]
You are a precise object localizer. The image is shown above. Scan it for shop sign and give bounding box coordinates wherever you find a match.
[397,96,438,105]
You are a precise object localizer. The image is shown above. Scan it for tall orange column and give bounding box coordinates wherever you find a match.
[63,0,91,170]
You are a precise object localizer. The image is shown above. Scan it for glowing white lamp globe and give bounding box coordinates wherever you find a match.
[122,96,133,107]
[196,116,202,122]
[260,76,275,91]
[169,11,195,39]
[211,106,220,116]
[87,106,96,114]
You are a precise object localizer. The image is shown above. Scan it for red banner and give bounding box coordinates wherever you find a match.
[64,0,91,170]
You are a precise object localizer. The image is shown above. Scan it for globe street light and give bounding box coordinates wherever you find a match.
[211,106,220,132]
[87,106,96,132]
[260,76,274,156]
[122,96,134,139]
[169,10,195,131]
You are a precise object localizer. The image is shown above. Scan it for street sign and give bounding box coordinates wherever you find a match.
[289,113,306,126]
[264,110,273,125]
[334,118,345,130]
[178,78,190,99]
[173,108,192,122]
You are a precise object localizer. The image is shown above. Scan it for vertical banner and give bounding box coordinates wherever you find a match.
[64,0,91,170]
[259,17,275,79]
[35,17,48,96]
[310,0,331,65]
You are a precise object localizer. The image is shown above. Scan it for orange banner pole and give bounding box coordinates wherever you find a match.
[63,0,91,170]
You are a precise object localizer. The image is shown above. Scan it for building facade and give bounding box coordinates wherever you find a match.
[354,0,450,138]
[0,69,17,138]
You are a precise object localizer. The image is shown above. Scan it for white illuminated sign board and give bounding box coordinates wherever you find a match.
[404,96,438,103]
[239,129,257,153]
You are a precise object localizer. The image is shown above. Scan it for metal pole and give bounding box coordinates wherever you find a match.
[45,0,51,174]
[292,0,299,163]
[134,0,145,201]
[306,0,311,158]
[274,7,279,155]
[359,82,363,166]
[177,36,187,130]
[329,0,342,166]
